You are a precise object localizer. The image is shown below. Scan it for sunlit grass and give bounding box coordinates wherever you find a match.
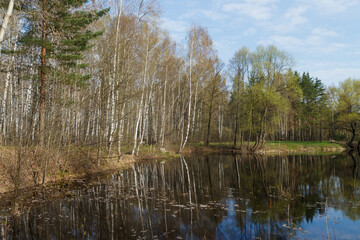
[265,141,342,150]
[191,141,345,153]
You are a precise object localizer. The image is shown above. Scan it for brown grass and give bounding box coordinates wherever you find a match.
[0,144,182,196]
[0,146,139,195]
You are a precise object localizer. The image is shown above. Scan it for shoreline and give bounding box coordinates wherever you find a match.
[0,146,178,196]
[183,141,347,155]
[0,142,347,190]
[0,141,347,212]
[0,148,179,215]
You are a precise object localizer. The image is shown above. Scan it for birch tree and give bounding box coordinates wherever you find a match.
[228,47,251,146]
[204,58,226,146]
[0,0,15,55]
[180,25,216,151]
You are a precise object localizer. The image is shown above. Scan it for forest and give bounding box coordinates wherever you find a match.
[0,0,359,157]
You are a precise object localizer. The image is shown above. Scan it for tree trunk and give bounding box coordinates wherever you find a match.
[0,0,15,56]
[247,108,253,150]
[233,110,239,147]
[1,60,11,141]
[39,0,47,147]
[117,103,125,157]
[132,47,147,155]
[205,105,212,147]
[180,41,194,152]
[160,67,167,148]
[347,123,356,149]
[253,108,267,151]
[108,0,123,156]
[218,105,223,142]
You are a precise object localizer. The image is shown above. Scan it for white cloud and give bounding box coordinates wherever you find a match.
[258,35,303,50]
[222,0,279,20]
[313,67,360,85]
[312,28,338,37]
[301,0,359,13]
[210,0,233,7]
[181,9,226,22]
[284,6,307,22]
[160,17,188,42]
[273,6,308,33]
[161,17,188,33]
[350,48,360,55]
[258,33,347,54]
[243,27,256,36]
[200,10,225,21]
[284,6,307,26]
[296,60,360,85]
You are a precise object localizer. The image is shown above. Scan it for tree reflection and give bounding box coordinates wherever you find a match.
[1,153,360,239]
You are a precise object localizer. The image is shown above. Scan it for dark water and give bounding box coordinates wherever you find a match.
[1,153,360,239]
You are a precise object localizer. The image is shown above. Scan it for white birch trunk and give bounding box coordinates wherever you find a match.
[117,102,126,156]
[108,0,123,155]
[108,81,115,153]
[190,81,199,137]
[218,105,223,141]
[1,34,17,140]
[132,75,146,155]
[180,38,194,152]
[137,75,155,155]
[1,69,10,138]
[0,0,15,55]
[24,67,33,141]
[132,38,159,155]
[160,67,167,148]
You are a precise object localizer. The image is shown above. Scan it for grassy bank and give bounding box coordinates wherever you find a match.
[0,145,178,195]
[185,141,346,155]
[0,141,345,198]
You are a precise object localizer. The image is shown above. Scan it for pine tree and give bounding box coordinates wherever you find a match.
[20,0,109,146]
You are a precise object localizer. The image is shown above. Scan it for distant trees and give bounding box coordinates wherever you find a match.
[0,0,359,156]
[226,45,356,149]
[204,59,226,146]
[331,79,360,148]
[228,46,294,150]
[248,46,293,150]
[228,47,250,147]
[297,72,326,141]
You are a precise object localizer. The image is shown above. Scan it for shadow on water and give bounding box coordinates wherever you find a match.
[1,152,360,239]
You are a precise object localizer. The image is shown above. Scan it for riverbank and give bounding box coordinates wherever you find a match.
[0,141,346,198]
[0,145,179,195]
[183,141,347,155]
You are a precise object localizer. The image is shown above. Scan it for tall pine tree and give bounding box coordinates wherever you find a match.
[20,0,108,146]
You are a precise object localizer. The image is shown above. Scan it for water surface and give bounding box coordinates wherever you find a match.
[1,153,360,239]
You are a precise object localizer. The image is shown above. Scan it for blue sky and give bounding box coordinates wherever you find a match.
[158,0,360,86]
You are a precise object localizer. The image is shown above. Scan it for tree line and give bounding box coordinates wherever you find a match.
[0,0,359,155]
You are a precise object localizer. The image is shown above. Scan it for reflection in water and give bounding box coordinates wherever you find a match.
[1,153,360,239]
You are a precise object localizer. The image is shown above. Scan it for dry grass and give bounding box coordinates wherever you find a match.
[0,146,138,194]
[0,144,180,195]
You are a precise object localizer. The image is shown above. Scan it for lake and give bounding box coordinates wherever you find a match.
[1,153,360,239]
